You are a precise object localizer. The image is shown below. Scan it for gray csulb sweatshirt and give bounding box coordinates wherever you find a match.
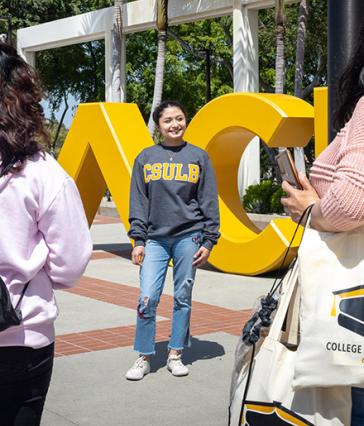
[128,142,220,250]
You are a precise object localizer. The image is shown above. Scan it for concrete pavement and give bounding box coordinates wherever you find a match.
[41,212,275,426]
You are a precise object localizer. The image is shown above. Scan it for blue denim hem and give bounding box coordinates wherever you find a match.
[134,349,155,356]
[168,338,192,351]
[167,346,185,351]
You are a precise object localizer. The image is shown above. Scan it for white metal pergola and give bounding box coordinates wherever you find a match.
[17,0,298,192]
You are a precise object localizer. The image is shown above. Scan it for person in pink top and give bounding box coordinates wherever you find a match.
[0,43,92,425]
[281,27,364,426]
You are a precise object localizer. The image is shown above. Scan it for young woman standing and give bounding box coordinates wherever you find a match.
[281,26,364,426]
[0,43,92,425]
[126,100,220,380]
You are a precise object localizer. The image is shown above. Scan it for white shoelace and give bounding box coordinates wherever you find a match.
[169,356,183,366]
[134,357,146,369]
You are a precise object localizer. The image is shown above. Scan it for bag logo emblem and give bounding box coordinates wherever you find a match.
[240,401,313,425]
[331,285,364,337]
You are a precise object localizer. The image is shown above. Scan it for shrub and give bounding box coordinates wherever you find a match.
[242,180,285,214]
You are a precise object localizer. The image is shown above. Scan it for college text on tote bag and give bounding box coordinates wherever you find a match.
[293,222,364,389]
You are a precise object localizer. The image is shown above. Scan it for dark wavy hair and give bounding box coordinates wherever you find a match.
[333,25,364,131]
[152,100,187,126]
[0,42,50,174]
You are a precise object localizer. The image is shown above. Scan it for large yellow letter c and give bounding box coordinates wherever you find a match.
[185,93,314,275]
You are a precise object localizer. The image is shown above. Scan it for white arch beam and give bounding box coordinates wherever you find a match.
[17,0,297,53]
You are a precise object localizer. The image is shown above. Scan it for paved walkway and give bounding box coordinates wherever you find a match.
[41,215,275,426]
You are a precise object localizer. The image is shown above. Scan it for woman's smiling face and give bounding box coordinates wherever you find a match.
[157,106,187,145]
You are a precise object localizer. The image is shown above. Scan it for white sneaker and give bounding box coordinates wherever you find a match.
[167,355,189,377]
[125,357,151,381]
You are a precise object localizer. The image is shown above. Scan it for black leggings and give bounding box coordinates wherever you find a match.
[0,343,54,426]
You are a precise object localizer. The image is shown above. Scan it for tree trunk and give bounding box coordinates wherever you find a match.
[51,92,69,158]
[275,0,285,94]
[147,0,168,139]
[275,25,285,94]
[111,0,124,102]
[274,0,286,170]
[294,0,308,98]
[294,0,309,173]
[147,30,167,137]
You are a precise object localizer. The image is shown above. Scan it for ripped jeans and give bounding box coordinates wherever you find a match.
[134,232,200,355]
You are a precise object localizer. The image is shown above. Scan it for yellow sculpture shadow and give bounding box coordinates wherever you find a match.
[58,93,314,276]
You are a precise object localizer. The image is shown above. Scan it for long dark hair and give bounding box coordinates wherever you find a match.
[333,25,364,131]
[0,43,50,174]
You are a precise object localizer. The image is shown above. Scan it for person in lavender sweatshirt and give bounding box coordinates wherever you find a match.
[0,43,92,425]
[281,27,364,426]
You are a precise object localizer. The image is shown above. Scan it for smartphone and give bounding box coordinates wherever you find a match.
[275,149,303,190]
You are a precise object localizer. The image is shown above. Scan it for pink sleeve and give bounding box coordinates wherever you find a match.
[38,177,93,288]
[320,99,364,231]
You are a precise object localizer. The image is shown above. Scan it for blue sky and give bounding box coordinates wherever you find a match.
[42,95,78,130]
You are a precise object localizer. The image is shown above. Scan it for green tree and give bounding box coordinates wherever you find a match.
[47,119,69,157]
[127,17,233,122]
[2,0,326,168]
[0,0,114,148]
[258,0,327,178]
[259,1,327,100]
[37,40,106,151]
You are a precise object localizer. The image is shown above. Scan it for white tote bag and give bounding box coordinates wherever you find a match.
[293,224,364,390]
[229,261,351,425]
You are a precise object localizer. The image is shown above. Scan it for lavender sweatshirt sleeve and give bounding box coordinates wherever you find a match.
[38,177,93,289]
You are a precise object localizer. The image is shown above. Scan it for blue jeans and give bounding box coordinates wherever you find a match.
[134,232,200,355]
[352,387,364,425]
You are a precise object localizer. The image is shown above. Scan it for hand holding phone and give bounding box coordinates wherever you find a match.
[275,149,303,190]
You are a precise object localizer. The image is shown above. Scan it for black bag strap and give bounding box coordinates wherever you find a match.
[239,204,315,414]
[0,275,30,311]
[241,204,313,347]
[267,203,314,298]
[14,281,30,311]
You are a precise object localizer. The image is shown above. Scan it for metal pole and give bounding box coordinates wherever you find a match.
[205,49,211,103]
[7,18,12,46]
[328,0,364,141]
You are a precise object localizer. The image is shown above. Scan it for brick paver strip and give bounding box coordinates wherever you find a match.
[57,217,251,357]
[91,251,120,261]
[92,215,121,225]
[55,275,251,357]
[91,249,131,261]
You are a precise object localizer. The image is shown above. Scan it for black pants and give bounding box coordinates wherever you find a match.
[0,343,54,426]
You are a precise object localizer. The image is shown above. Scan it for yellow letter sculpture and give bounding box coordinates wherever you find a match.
[58,103,153,226]
[58,93,314,275]
[185,93,313,275]
[314,87,329,158]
